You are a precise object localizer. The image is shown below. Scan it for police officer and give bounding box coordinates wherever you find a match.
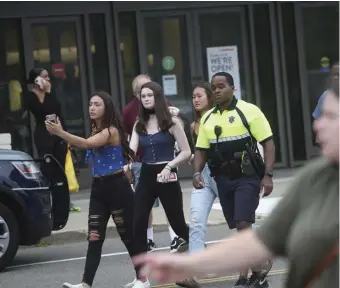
[193,72,275,288]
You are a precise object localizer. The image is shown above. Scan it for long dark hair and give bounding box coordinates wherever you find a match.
[28,68,44,84]
[135,81,173,134]
[90,91,136,161]
[192,82,214,122]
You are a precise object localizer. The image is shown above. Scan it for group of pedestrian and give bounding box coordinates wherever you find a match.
[133,64,339,288]
[26,57,338,288]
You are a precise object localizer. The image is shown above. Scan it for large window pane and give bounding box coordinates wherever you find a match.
[144,16,192,116]
[118,12,140,104]
[0,19,32,154]
[302,4,339,122]
[252,4,281,163]
[90,14,110,93]
[199,11,248,99]
[281,3,306,161]
[31,21,86,164]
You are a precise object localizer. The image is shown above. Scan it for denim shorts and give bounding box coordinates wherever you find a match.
[131,162,159,208]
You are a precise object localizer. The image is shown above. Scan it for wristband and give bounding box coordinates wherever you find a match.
[165,164,172,171]
[193,172,201,178]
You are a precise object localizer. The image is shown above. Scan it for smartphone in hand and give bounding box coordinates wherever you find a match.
[46,114,57,124]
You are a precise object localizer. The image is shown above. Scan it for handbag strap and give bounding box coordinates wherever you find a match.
[234,107,259,153]
[304,240,339,288]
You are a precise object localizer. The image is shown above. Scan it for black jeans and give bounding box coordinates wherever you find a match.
[82,172,138,286]
[134,163,189,254]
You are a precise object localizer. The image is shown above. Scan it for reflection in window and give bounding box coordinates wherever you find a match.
[90,14,110,94]
[302,4,339,124]
[32,26,50,62]
[31,22,86,165]
[281,3,306,161]
[199,12,247,99]
[0,19,32,154]
[252,4,281,163]
[60,30,78,62]
[118,12,140,104]
[144,16,192,115]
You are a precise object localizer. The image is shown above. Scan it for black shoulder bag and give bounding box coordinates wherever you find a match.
[234,107,266,179]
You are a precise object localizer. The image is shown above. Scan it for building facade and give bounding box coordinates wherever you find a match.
[0,1,338,181]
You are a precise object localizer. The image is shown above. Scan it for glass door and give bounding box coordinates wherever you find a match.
[194,7,252,102]
[139,11,198,178]
[22,17,89,164]
[139,11,198,120]
[296,3,339,159]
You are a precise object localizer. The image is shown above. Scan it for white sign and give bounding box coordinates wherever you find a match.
[206,46,241,99]
[162,74,177,96]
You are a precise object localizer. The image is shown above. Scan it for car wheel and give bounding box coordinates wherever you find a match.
[0,202,19,272]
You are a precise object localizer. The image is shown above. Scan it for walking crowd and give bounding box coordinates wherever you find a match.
[27,60,338,288]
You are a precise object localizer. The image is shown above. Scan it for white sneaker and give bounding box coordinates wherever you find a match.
[124,278,137,288]
[63,283,91,288]
[131,279,150,288]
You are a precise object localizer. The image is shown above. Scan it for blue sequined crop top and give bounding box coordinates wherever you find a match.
[85,145,127,176]
[139,130,175,163]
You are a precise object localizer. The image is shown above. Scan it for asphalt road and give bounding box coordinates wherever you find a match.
[1,224,288,288]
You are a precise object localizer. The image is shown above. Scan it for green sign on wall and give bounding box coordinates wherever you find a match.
[162,56,175,71]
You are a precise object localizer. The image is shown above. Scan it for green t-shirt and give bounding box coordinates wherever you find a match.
[257,158,339,288]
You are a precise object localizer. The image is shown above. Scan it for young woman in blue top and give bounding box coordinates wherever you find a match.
[46,91,140,288]
[127,81,191,288]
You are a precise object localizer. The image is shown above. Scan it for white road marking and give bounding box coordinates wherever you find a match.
[212,197,282,217]
[7,239,227,270]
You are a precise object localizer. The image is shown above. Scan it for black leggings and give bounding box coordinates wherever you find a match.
[134,163,189,254]
[82,172,138,286]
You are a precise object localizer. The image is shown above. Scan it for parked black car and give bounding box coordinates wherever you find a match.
[0,149,70,271]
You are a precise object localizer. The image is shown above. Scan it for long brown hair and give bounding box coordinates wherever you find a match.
[90,91,136,161]
[192,82,214,122]
[135,81,173,134]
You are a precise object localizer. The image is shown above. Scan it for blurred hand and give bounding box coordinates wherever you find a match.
[261,175,273,197]
[169,106,180,117]
[157,168,171,183]
[133,252,195,283]
[193,173,204,189]
[45,117,63,136]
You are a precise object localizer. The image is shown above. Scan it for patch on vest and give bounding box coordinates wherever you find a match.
[229,116,235,123]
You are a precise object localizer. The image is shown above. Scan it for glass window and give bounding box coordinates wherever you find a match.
[199,11,248,99]
[89,14,110,94]
[30,21,86,164]
[143,16,192,116]
[281,3,306,161]
[301,4,339,121]
[252,4,281,163]
[0,19,32,154]
[118,12,140,104]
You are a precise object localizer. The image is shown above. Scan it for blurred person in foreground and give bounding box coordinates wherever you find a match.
[133,79,339,288]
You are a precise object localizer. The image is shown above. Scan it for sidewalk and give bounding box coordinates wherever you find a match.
[46,178,290,244]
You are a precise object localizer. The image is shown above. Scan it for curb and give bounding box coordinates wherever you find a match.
[42,221,227,246]
[41,214,268,246]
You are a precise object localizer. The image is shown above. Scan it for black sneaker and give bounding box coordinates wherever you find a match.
[147,239,156,253]
[170,237,188,253]
[247,272,269,288]
[233,277,248,287]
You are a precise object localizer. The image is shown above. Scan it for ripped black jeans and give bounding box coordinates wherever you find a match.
[82,171,138,286]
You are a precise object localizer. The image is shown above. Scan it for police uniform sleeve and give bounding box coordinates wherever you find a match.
[195,118,210,150]
[249,106,273,144]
